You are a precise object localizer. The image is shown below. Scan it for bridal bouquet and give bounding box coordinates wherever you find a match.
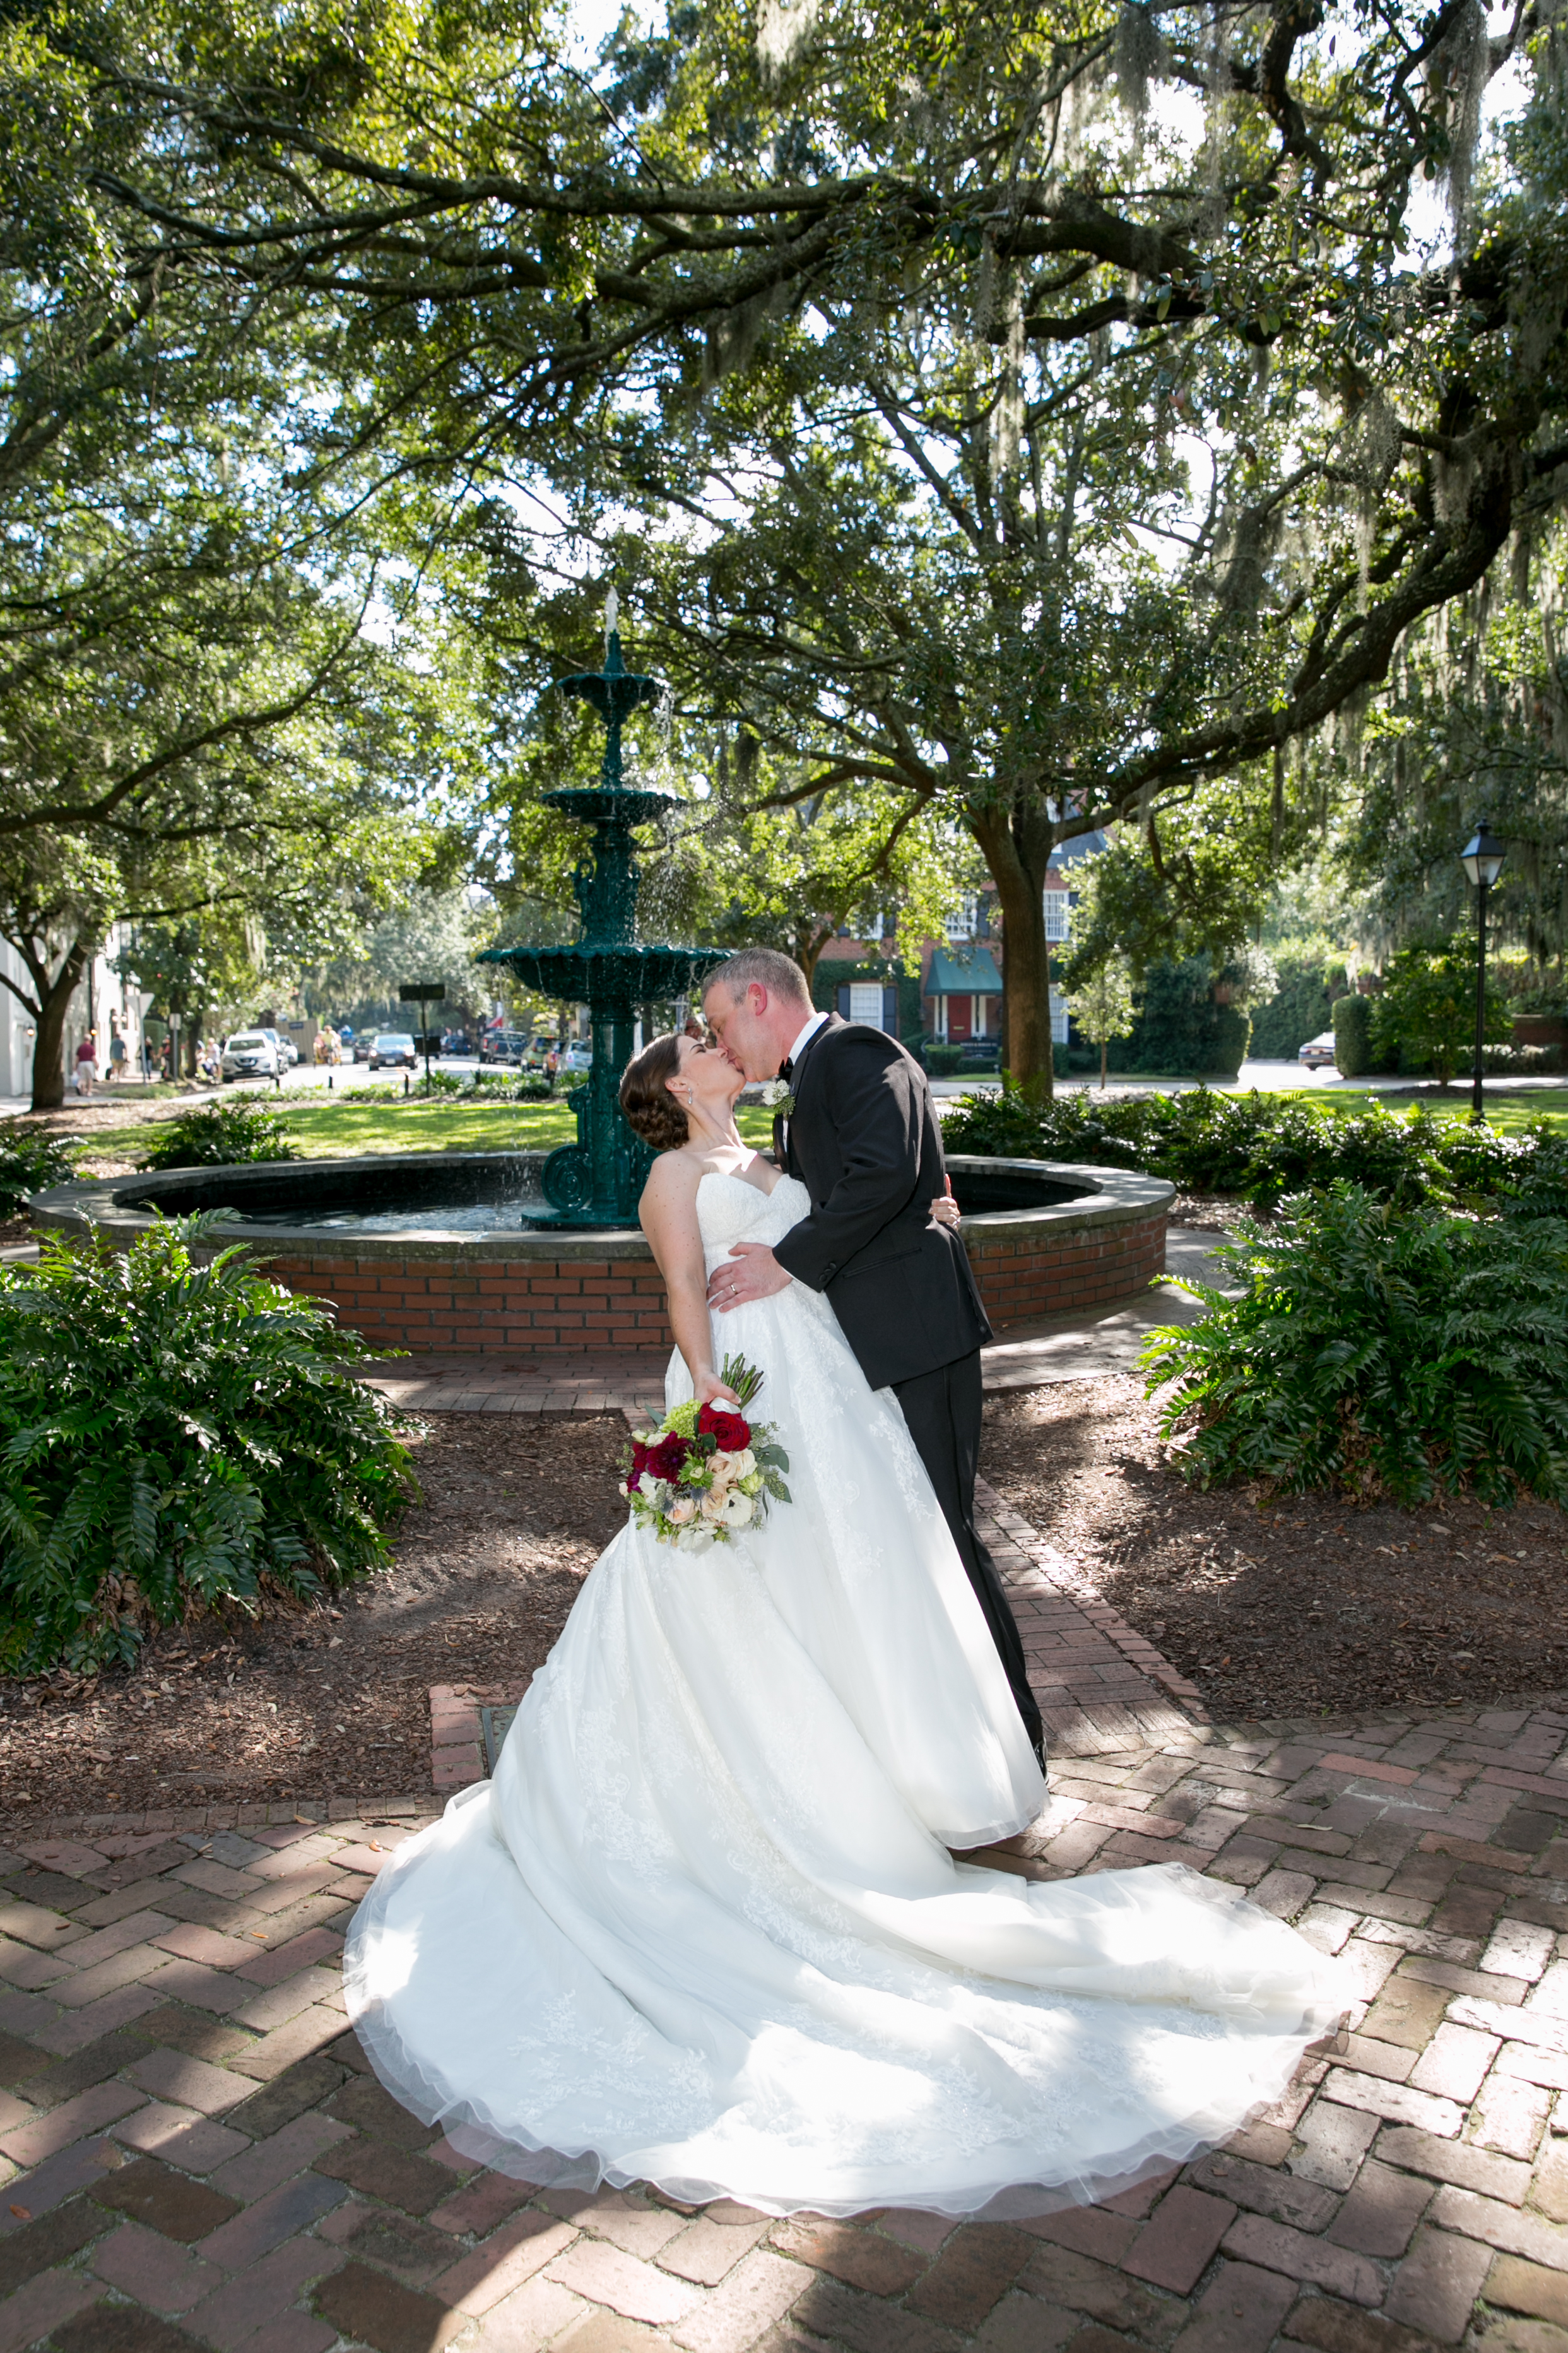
[622,1354,791,1552]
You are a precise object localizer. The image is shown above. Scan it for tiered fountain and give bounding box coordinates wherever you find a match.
[477,620,731,1228]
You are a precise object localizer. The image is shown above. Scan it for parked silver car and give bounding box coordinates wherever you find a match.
[221,1031,280,1081]
[260,1027,298,1068]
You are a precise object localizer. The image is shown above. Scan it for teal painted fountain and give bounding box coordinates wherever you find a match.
[478,625,730,1228]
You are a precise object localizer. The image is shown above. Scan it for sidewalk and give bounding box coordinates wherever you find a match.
[928,1062,1568,1101]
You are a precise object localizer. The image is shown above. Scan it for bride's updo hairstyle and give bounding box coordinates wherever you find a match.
[620,1033,688,1151]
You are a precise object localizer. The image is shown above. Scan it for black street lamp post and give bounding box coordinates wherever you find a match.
[1460,822,1506,1121]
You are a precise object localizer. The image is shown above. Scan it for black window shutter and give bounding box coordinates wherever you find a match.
[883,985,897,1032]
[837,985,851,1018]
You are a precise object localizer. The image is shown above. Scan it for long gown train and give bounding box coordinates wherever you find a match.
[343,1173,1341,2219]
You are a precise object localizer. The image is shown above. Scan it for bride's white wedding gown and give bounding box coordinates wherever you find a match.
[344,1173,1340,2219]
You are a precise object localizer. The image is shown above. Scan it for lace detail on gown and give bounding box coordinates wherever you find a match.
[342,1168,1345,2219]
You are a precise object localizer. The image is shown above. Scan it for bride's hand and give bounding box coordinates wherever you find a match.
[696,1368,742,1408]
[932,1176,962,1228]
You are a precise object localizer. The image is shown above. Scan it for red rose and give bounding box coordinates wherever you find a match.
[645,1433,691,1482]
[697,1405,751,1452]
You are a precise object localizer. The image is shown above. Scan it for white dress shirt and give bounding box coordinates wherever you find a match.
[784,1011,828,1072]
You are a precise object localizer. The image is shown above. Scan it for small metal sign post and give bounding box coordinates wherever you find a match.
[398,983,444,1086]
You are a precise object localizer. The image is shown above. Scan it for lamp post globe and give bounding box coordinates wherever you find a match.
[1460,823,1506,889]
[1459,822,1506,1120]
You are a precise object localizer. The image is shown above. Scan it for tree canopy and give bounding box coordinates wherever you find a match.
[3,0,1566,1085]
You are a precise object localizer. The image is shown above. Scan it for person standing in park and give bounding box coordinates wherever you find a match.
[109,1019,127,1082]
[74,1033,97,1098]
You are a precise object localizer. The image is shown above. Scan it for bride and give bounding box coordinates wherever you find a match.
[343,1030,1341,2220]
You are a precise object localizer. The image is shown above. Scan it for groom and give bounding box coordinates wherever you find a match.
[702,946,1046,1775]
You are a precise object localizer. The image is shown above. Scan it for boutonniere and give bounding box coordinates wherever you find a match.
[760,1080,795,1117]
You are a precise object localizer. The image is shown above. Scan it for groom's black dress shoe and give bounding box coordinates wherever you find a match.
[1032,1738,1049,1781]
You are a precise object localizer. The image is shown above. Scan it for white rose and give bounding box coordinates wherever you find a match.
[708,1452,739,1488]
[720,1488,754,1526]
[724,1448,755,1479]
[668,1497,697,1525]
[638,1473,664,1500]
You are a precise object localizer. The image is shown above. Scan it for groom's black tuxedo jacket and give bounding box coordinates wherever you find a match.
[770,1016,993,1390]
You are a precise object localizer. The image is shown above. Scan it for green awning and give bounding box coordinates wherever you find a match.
[926,947,1002,994]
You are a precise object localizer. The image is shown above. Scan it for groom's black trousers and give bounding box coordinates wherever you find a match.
[890,1352,1046,1766]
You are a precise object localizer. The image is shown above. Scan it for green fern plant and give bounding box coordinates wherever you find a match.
[1141,1184,1568,1506]
[0,1123,77,1217]
[0,1218,417,1673]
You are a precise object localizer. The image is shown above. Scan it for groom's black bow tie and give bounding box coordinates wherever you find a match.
[779,1056,793,1082]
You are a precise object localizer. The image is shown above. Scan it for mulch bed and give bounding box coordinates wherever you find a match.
[984,1373,1568,1722]
[9,1366,1568,1826]
[1167,1192,1255,1232]
[0,1413,629,1823]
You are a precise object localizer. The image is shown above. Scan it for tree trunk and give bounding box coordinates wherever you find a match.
[26,939,92,1112]
[791,922,836,1002]
[966,798,1058,1097]
[1100,1039,1108,1090]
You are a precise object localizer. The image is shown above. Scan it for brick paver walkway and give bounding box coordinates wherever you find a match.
[4,1367,1564,2353]
[3,1698,1567,2353]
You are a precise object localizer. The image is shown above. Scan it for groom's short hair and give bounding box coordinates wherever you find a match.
[705,947,811,1007]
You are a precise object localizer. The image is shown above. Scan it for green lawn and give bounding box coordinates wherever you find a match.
[273,1096,780,1158]
[1309,1087,1568,1136]
[301,1082,1559,1159]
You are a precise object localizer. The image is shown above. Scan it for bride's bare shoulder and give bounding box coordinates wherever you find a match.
[640,1148,705,1210]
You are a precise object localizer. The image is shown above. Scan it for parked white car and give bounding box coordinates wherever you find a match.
[560,1043,593,1073]
[1298,1031,1337,1069]
[221,1031,280,1081]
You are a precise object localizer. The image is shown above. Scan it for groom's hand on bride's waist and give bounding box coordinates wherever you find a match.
[708,1243,793,1311]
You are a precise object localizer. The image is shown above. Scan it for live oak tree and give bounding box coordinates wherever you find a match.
[428,551,973,998]
[0,11,480,1103]
[0,372,452,1106]
[685,749,974,996]
[16,0,1568,1079]
[1342,535,1568,981]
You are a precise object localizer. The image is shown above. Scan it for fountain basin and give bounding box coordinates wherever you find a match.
[483,942,724,1003]
[29,1155,1172,1357]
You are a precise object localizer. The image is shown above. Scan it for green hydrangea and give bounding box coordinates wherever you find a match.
[664,1399,700,1437]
